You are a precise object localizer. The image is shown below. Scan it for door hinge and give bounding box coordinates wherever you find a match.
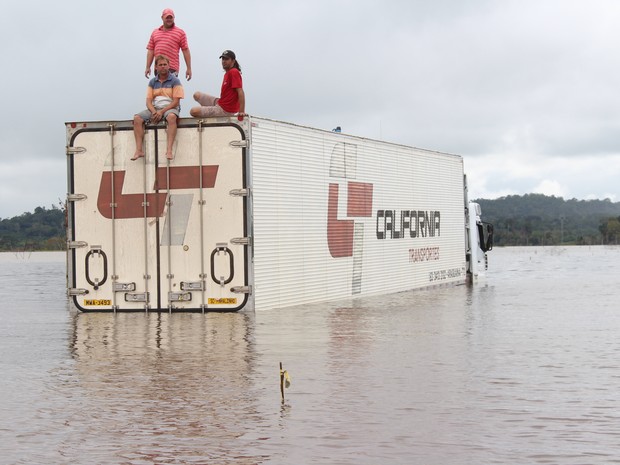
[67,194,88,202]
[229,188,249,197]
[67,146,86,156]
[231,286,252,294]
[230,237,252,246]
[67,241,88,249]
[68,288,89,296]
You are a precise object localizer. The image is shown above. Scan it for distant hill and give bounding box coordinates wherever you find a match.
[2,194,620,251]
[475,194,620,246]
[0,205,65,251]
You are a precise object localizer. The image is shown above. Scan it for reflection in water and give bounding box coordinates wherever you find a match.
[3,248,620,464]
[63,311,269,464]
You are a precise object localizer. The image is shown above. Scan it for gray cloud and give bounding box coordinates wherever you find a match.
[2,0,620,217]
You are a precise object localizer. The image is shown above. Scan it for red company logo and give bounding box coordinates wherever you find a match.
[97,165,219,219]
[327,181,373,258]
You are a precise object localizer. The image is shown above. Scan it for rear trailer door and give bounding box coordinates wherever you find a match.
[66,120,249,312]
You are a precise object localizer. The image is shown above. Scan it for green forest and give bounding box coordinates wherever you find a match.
[0,204,66,252]
[476,194,620,246]
[2,194,620,251]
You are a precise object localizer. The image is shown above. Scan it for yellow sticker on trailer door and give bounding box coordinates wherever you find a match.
[84,299,112,306]
[208,298,238,305]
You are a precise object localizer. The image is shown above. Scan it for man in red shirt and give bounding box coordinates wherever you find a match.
[190,50,246,120]
[145,8,192,81]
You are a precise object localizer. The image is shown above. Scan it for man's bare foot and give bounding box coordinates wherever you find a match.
[131,151,145,161]
[166,151,174,160]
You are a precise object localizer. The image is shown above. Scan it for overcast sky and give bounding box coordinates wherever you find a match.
[2,0,620,218]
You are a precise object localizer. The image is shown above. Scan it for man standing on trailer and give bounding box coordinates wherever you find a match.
[190,50,246,121]
[132,55,184,161]
[145,8,192,81]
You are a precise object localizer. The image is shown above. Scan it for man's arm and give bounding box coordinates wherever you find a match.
[145,97,156,116]
[145,50,154,78]
[182,48,192,81]
[236,88,246,121]
[152,97,180,123]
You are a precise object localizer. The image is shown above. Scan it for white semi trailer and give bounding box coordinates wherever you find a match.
[66,116,492,312]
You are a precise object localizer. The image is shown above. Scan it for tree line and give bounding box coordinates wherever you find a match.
[475,194,620,246]
[0,204,66,252]
[2,194,620,251]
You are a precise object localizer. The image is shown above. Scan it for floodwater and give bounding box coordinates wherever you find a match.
[1,246,620,464]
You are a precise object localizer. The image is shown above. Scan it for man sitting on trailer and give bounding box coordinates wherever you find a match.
[132,55,184,161]
[190,50,246,121]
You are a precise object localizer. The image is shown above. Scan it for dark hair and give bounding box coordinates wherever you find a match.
[232,60,242,73]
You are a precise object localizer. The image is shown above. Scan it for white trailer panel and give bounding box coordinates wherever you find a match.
[66,116,489,312]
[249,119,466,310]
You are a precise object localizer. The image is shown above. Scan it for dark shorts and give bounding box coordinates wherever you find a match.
[135,107,180,123]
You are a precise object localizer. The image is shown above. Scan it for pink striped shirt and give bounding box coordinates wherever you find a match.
[147,25,189,72]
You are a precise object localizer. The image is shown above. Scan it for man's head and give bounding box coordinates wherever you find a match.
[155,55,170,77]
[161,8,175,28]
[219,50,241,72]
[219,50,236,61]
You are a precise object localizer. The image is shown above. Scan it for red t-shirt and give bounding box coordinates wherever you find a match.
[218,68,243,113]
